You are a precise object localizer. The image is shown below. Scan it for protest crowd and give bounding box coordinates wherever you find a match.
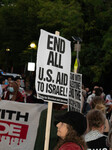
[0,29,112,150]
[0,72,112,150]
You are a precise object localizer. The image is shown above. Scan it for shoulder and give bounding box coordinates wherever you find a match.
[17,91,23,97]
[87,94,95,103]
[19,87,25,92]
[59,142,83,150]
[106,94,111,100]
[16,91,24,102]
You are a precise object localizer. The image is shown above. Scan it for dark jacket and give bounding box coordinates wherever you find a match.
[85,130,109,150]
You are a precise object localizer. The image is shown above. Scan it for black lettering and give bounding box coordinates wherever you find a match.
[6,110,16,120]
[46,69,52,82]
[54,37,60,52]
[55,53,63,68]
[16,112,29,122]
[70,73,74,80]
[38,67,44,80]
[70,81,80,90]
[56,72,61,84]
[60,39,65,53]
[47,51,54,66]
[62,74,68,85]
[53,37,65,53]
[0,109,5,119]
[69,101,81,112]
[0,109,29,122]
[75,89,81,101]
[48,84,53,93]
[37,81,44,92]
[75,75,81,82]
[56,72,68,85]
[47,52,63,68]
[69,88,74,98]
[47,35,65,53]
[47,35,53,50]
[46,83,67,96]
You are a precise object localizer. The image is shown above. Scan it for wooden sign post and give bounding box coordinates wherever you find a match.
[44,101,53,150]
[35,29,71,149]
[44,31,60,150]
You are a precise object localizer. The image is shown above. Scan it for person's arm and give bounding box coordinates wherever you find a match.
[104,118,110,133]
[81,95,84,113]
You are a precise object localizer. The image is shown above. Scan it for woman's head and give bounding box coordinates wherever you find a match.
[56,122,68,139]
[87,109,105,131]
[8,81,19,94]
[54,111,87,150]
[91,96,106,113]
[7,81,19,101]
[55,111,87,139]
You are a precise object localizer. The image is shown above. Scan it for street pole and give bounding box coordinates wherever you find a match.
[30,42,36,62]
[72,36,82,73]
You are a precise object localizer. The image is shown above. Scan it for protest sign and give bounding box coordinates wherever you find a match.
[0,100,47,150]
[69,72,82,112]
[35,29,71,104]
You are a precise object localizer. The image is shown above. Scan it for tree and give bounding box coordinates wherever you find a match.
[0,0,112,91]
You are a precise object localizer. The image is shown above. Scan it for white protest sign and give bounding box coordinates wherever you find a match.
[35,29,71,104]
[69,72,82,112]
[0,100,47,150]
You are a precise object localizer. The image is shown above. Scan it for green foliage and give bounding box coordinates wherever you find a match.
[36,0,83,38]
[0,0,112,91]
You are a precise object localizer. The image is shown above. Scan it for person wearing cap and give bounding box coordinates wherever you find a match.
[54,111,87,150]
[85,109,109,150]
[34,104,67,150]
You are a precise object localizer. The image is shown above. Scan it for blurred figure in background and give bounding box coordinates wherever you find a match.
[0,77,3,100]
[85,87,91,99]
[105,90,112,120]
[4,81,24,102]
[26,89,44,103]
[82,88,91,115]
[87,87,103,106]
[14,76,26,102]
[5,76,13,85]
[90,96,109,135]
[107,116,112,150]
[85,109,109,150]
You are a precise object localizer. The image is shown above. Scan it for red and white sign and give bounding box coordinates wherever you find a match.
[0,100,47,150]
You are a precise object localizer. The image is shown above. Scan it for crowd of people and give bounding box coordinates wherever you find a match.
[34,84,112,150]
[0,74,112,150]
[0,74,44,103]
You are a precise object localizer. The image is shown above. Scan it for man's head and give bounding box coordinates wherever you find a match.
[14,76,21,87]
